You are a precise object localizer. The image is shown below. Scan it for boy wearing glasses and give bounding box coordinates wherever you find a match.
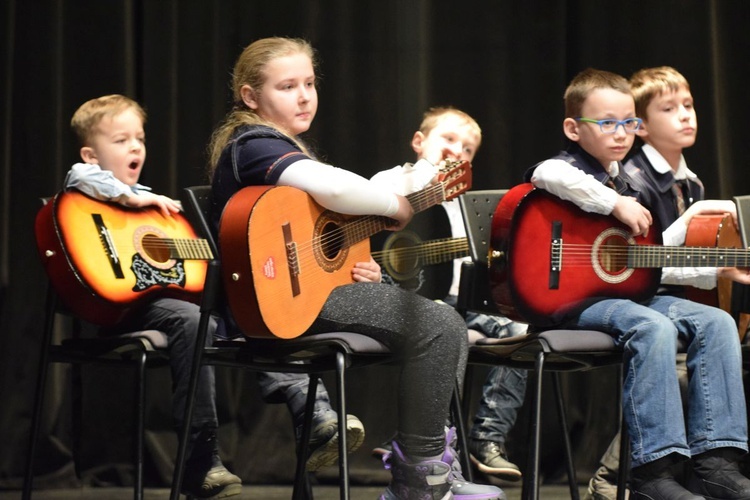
[525,68,750,499]
[585,66,750,500]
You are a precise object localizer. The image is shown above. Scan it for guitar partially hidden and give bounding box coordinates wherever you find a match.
[220,160,472,339]
[35,190,213,326]
[685,214,750,339]
[371,205,467,299]
[489,183,750,326]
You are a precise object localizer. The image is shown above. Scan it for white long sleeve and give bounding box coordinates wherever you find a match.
[530,160,619,215]
[277,158,400,216]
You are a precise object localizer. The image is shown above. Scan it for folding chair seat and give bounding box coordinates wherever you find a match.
[456,189,629,500]
[169,186,406,500]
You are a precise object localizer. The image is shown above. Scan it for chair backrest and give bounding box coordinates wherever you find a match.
[456,190,507,316]
[181,185,217,253]
[459,189,508,265]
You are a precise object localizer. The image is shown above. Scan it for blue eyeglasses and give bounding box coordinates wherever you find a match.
[576,117,643,134]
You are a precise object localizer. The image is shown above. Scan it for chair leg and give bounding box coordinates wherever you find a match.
[334,351,350,500]
[617,364,630,500]
[169,310,214,500]
[552,373,579,500]
[522,351,545,500]
[133,350,147,500]
[292,375,318,500]
[22,286,57,500]
[451,380,473,482]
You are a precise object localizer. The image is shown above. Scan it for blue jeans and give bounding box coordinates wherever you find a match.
[567,295,747,467]
[443,295,529,444]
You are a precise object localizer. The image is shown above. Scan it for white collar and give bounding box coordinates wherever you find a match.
[641,143,697,181]
[607,161,620,177]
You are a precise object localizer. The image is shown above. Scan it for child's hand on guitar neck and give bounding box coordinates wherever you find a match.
[612,195,653,237]
[123,191,182,217]
[385,194,415,231]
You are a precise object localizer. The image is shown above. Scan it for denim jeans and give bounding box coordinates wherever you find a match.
[106,298,219,431]
[443,295,530,444]
[567,295,747,467]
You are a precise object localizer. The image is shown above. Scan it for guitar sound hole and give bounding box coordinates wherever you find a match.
[598,237,629,273]
[320,223,343,259]
[142,234,170,263]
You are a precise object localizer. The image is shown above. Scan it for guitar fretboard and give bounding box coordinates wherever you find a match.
[627,245,750,268]
[171,238,214,260]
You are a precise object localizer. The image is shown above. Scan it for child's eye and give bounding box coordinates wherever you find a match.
[600,120,617,127]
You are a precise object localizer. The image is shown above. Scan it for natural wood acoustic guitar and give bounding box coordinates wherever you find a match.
[219,160,471,339]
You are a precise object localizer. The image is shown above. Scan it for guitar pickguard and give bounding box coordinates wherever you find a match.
[130,253,187,291]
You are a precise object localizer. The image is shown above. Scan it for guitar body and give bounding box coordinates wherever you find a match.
[370,205,456,299]
[685,214,750,339]
[685,215,738,308]
[220,185,371,339]
[35,190,208,326]
[489,183,661,326]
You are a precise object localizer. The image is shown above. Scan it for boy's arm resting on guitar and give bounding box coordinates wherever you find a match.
[532,160,651,236]
[64,162,181,217]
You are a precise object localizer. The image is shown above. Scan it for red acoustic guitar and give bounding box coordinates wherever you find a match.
[35,190,213,326]
[219,160,472,339]
[489,183,749,326]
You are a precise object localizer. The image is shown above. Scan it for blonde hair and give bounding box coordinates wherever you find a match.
[630,66,690,120]
[419,106,482,147]
[207,37,318,173]
[564,68,631,118]
[70,94,146,146]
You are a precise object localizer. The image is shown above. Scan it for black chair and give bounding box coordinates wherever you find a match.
[23,278,170,500]
[170,186,403,500]
[456,189,629,500]
[24,197,174,500]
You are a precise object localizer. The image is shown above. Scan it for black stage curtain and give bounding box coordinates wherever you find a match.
[2,0,750,490]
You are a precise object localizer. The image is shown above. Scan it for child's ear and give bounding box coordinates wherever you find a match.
[240,85,259,110]
[562,118,580,142]
[80,146,97,164]
[410,131,425,155]
[635,121,649,139]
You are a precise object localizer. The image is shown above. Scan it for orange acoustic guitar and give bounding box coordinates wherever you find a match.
[35,190,213,326]
[489,183,750,327]
[219,160,472,339]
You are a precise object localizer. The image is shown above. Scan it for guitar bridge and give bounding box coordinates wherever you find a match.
[92,213,125,279]
[549,221,562,289]
[283,222,301,296]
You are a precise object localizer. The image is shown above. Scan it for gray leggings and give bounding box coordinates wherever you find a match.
[307,282,469,457]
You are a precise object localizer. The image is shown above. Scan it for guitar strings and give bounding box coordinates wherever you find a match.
[550,242,750,268]
[246,183,453,297]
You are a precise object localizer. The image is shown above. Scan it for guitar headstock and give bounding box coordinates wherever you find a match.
[437,160,472,201]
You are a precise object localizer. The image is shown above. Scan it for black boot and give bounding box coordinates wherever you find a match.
[182,427,242,499]
[631,454,704,500]
[687,448,750,500]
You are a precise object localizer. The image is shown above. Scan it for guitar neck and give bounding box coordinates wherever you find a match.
[629,245,750,268]
[420,237,469,265]
[167,238,214,260]
[342,183,447,246]
[372,237,469,266]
